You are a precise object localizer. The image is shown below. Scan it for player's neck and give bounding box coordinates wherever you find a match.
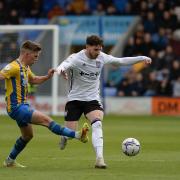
[85,50,91,59]
[17,57,27,67]
[85,49,98,60]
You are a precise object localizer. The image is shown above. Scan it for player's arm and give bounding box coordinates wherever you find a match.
[55,56,75,80]
[106,55,152,65]
[29,68,54,85]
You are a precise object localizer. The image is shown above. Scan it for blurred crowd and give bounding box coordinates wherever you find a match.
[0,0,178,21]
[0,0,180,97]
[104,0,180,97]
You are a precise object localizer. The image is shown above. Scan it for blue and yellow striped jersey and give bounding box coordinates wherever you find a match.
[0,60,34,112]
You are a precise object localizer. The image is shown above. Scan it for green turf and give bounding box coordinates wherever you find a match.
[0,115,180,180]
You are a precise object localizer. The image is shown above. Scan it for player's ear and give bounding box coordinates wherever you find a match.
[26,52,30,58]
[24,50,30,56]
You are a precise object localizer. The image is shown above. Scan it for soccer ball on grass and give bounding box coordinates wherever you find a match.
[122,138,140,156]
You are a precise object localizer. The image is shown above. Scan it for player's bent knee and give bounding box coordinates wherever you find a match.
[40,116,52,127]
[42,118,53,127]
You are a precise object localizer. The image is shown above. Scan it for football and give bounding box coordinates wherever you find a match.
[122,138,140,156]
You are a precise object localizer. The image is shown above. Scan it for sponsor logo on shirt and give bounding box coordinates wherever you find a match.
[79,70,100,80]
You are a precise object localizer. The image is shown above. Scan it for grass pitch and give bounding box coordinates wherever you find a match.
[0,115,180,180]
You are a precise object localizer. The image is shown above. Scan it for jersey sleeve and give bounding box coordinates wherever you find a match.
[0,64,18,79]
[103,53,148,65]
[56,54,76,73]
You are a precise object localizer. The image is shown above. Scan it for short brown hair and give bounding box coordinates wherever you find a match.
[20,40,41,52]
[86,35,103,46]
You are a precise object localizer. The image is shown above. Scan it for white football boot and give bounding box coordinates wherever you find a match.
[95,157,107,169]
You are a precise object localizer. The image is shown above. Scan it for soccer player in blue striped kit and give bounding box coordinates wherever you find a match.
[0,40,89,168]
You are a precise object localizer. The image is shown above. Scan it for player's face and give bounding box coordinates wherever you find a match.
[25,51,41,65]
[86,45,102,59]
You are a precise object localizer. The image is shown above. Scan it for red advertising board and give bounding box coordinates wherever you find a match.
[152,97,180,116]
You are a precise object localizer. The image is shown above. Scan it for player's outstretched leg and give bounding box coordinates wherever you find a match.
[59,123,89,150]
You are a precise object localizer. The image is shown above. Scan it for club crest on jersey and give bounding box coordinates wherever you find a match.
[96,61,101,68]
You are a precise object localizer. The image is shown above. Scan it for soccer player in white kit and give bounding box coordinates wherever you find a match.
[56,35,152,169]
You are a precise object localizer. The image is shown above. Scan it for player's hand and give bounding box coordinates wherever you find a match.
[47,68,55,79]
[61,71,68,80]
[55,68,68,80]
[143,56,152,64]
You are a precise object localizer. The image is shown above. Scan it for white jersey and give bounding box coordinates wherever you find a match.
[57,50,149,102]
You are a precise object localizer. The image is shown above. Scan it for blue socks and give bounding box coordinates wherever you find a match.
[8,122,76,160]
[48,121,75,138]
[9,137,28,160]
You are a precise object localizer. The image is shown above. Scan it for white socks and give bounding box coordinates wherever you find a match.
[91,120,103,159]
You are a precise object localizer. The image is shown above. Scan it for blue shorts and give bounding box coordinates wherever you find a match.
[8,104,34,127]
